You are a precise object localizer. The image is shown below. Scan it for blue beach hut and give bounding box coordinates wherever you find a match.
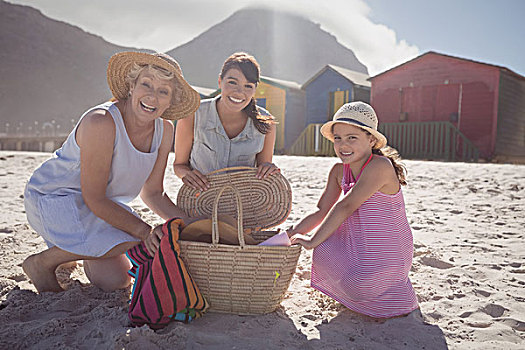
[303,64,371,125]
[288,65,370,156]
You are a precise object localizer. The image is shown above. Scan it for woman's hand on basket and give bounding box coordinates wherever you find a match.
[290,233,315,250]
[182,169,209,192]
[144,224,164,256]
[256,162,280,179]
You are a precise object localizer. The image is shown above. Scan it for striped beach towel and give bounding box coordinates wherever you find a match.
[126,218,208,329]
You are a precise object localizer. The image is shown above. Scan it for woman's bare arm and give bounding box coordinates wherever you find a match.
[77,110,151,241]
[173,114,209,191]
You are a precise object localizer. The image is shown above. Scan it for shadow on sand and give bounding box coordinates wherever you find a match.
[309,308,448,350]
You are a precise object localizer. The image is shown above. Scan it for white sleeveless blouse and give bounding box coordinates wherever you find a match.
[24,101,163,257]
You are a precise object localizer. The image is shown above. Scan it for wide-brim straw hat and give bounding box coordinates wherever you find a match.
[107,51,200,120]
[180,216,257,246]
[320,101,387,149]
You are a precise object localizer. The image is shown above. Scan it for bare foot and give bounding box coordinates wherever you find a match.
[22,254,64,293]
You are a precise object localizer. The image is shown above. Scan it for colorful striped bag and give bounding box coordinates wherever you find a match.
[126,218,208,329]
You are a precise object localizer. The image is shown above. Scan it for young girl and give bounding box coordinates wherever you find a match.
[289,101,418,318]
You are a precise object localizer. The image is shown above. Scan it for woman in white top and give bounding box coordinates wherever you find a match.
[173,52,280,191]
[23,52,200,293]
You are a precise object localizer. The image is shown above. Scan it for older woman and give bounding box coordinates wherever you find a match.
[22,52,200,293]
[173,52,280,191]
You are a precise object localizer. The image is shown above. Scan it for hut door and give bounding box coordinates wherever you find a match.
[328,90,351,120]
[400,84,460,123]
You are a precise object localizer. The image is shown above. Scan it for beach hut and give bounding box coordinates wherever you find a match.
[369,51,525,162]
[288,65,370,156]
[302,64,371,125]
[254,76,306,152]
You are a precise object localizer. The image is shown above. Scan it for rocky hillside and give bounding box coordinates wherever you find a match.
[0,0,142,130]
[1,2,368,131]
[167,7,368,88]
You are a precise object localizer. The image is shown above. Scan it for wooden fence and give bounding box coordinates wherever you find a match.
[288,121,479,162]
[287,123,336,157]
[0,135,67,152]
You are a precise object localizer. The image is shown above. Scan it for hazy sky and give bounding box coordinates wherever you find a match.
[7,0,525,76]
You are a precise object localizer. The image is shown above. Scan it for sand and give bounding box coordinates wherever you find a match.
[0,150,523,349]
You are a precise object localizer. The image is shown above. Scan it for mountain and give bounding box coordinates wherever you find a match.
[0,0,144,130]
[166,7,368,89]
[1,2,368,130]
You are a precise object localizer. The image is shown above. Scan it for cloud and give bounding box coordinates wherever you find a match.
[8,0,420,75]
[282,0,420,75]
[210,0,421,75]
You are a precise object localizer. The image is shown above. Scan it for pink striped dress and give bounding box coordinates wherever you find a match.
[311,159,418,318]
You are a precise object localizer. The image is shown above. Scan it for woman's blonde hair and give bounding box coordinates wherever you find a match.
[125,63,182,102]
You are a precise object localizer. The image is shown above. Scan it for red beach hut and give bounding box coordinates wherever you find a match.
[369,52,525,162]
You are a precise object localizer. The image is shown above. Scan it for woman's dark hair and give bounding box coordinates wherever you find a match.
[372,146,408,185]
[220,52,275,134]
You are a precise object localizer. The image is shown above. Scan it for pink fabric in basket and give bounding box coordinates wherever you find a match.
[258,230,291,246]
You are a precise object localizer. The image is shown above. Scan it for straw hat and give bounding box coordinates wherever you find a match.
[107,51,200,120]
[320,101,387,149]
[180,215,257,245]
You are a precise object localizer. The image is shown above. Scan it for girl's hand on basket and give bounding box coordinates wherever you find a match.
[256,162,280,179]
[286,226,298,238]
[182,169,209,192]
[290,233,315,249]
[144,224,164,256]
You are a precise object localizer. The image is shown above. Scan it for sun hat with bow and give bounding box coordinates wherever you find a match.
[320,101,387,149]
[107,51,200,120]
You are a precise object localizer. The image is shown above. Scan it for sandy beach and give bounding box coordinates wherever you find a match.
[0,150,523,349]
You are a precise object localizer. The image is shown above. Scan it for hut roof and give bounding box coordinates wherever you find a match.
[369,51,525,81]
[302,65,371,89]
[260,76,302,91]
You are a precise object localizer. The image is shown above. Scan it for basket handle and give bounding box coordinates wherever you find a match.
[212,185,245,247]
[207,166,256,176]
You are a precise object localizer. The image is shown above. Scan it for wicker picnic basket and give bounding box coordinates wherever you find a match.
[176,167,301,314]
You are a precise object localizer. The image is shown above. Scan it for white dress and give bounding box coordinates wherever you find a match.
[24,101,164,257]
